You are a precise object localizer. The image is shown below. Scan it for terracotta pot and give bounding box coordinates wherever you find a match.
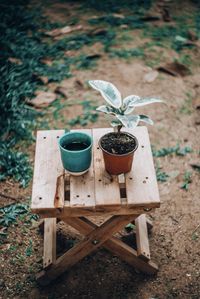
[99,132,138,175]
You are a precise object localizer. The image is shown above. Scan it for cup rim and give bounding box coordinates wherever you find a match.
[59,131,92,153]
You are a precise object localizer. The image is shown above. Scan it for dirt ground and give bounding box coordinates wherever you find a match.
[0,0,200,298]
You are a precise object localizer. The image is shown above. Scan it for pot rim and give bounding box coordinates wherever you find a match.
[99,131,138,157]
[59,131,92,153]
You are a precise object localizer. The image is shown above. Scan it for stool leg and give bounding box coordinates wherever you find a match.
[43,218,57,269]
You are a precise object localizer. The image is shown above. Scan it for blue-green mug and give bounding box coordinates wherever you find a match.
[58,132,92,175]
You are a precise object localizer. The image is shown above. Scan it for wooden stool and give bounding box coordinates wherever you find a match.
[31,127,160,286]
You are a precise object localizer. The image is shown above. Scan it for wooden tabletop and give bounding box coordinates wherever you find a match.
[31,127,160,218]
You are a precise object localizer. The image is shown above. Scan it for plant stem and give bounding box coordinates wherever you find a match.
[117,125,122,132]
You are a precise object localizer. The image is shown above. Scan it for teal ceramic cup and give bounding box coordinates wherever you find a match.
[58,132,92,175]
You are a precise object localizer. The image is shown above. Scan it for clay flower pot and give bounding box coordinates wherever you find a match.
[99,132,138,175]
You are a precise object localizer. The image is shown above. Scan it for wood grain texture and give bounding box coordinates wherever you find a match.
[63,217,157,275]
[92,128,121,207]
[43,218,57,268]
[70,129,95,209]
[135,214,150,261]
[31,130,65,211]
[37,215,134,285]
[124,127,160,208]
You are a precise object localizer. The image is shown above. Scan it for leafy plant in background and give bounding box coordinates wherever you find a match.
[181,171,192,190]
[0,204,29,227]
[0,143,32,187]
[88,80,163,132]
[152,145,192,157]
[0,1,114,185]
[68,100,98,127]
[156,164,169,182]
[81,0,152,12]
[109,48,144,59]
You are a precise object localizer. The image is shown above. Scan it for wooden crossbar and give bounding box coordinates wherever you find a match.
[37,215,137,285]
[64,217,158,274]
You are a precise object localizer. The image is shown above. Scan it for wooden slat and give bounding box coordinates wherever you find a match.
[92,128,121,207]
[37,215,135,285]
[124,127,160,208]
[135,214,150,261]
[34,206,155,218]
[70,129,95,209]
[31,130,65,211]
[43,218,57,268]
[63,217,158,275]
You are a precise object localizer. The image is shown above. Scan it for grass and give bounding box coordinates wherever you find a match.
[0,1,115,186]
[181,171,192,190]
[82,0,152,13]
[152,145,192,157]
[109,47,144,59]
[68,100,99,127]
[179,92,193,115]
[156,164,169,182]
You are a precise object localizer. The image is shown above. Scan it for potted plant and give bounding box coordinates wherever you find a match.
[88,80,163,175]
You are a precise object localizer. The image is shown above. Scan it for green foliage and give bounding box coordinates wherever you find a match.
[144,21,197,52]
[125,223,135,232]
[152,145,192,157]
[25,240,33,257]
[109,48,144,59]
[0,2,115,185]
[68,100,99,127]
[89,80,162,131]
[0,203,28,227]
[192,232,199,241]
[0,143,32,187]
[181,171,192,191]
[89,15,145,29]
[179,92,193,115]
[80,0,152,12]
[156,165,169,182]
[75,54,99,69]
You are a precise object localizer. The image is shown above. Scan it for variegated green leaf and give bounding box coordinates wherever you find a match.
[88,80,122,108]
[96,105,115,114]
[123,95,140,107]
[139,114,154,125]
[116,114,140,128]
[131,97,163,107]
[123,95,140,114]
[111,120,121,127]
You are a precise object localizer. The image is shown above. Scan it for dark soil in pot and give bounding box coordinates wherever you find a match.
[100,132,137,155]
[62,142,89,151]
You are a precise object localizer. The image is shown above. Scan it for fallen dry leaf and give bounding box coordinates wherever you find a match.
[193,97,200,110]
[0,243,11,251]
[144,70,159,83]
[55,86,68,98]
[188,30,198,41]
[112,13,125,19]
[74,79,84,89]
[89,28,108,36]
[40,58,53,66]
[64,50,77,57]
[28,91,57,108]
[190,162,200,172]
[45,24,83,37]
[8,57,22,65]
[161,7,171,22]
[195,116,200,125]
[141,14,160,22]
[120,24,129,29]
[157,62,190,77]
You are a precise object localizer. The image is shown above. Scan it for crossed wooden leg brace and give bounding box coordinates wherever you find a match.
[37,215,158,286]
